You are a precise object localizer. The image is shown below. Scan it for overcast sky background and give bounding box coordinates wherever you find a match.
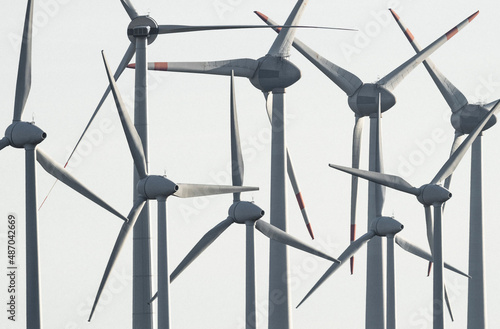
[1,0,500,328]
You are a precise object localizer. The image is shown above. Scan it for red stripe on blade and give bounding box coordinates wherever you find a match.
[446,27,458,40]
[254,11,269,22]
[153,62,168,71]
[296,192,305,210]
[405,28,415,42]
[306,223,314,240]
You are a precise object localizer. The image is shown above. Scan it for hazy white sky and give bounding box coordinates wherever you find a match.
[1,1,499,328]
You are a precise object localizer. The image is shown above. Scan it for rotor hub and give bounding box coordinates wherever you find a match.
[249,56,301,92]
[4,121,46,148]
[127,15,159,45]
[371,216,404,236]
[228,201,265,224]
[451,104,497,134]
[137,175,178,199]
[347,84,396,117]
[417,184,452,205]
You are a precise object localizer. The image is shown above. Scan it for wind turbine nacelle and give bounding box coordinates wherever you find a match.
[371,216,403,236]
[249,56,301,92]
[417,184,452,205]
[451,104,497,134]
[347,84,396,117]
[137,175,178,199]
[228,201,265,224]
[4,122,46,148]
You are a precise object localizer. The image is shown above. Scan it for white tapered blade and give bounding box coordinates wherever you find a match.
[265,0,308,57]
[297,231,375,307]
[230,72,244,202]
[65,43,136,167]
[101,51,148,179]
[431,100,500,184]
[263,92,314,239]
[88,199,146,322]
[174,184,257,198]
[136,58,259,79]
[13,0,33,121]
[255,220,339,263]
[444,133,466,191]
[36,148,127,222]
[0,137,10,150]
[170,217,234,283]
[378,11,479,91]
[120,0,139,20]
[389,9,469,113]
[350,116,364,272]
[444,285,455,321]
[157,24,351,36]
[329,163,420,196]
[255,12,362,96]
[395,236,469,278]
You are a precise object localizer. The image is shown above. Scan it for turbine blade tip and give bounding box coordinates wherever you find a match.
[127,63,136,69]
[254,11,268,22]
[389,8,399,20]
[306,223,314,240]
[468,10,479,22]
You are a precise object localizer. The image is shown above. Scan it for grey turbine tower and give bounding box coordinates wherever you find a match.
[390,9,497,328]
[256,9,478,328]
[87,53,259,329]
[329,101,499,329]
[149,72,340,329]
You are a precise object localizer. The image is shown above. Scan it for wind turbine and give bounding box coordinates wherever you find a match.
[0,1,138,328]
[255,10,478,328]
[296,215,470,329]
[148,72,340,329]
[127,1,324,327]
[328,101,500,329]
[389,9,497,328]
[87,53,259,328]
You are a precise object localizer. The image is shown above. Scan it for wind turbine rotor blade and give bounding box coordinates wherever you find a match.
[263,92,313,238]
[255,12,362,96]
[350,116,364,273]
[35,148,128,222]
[132,59,258,79]
[65,43,136,167]
[329,163,420,196]
[157,24,353,36]
[88,199,146,322]
[120,0,139,20]
[174,184,258,198]
[101,51,148,179]
[378,11,479,91]
[297,231,375,307]
[389,9,469,113]
[254,220,339,263]
[170,217,234,283]
[444,285,455,321]
[265,0,308,57]
[0,137,10,150]
[230,72,244,202]
[13,0,34,121]
[286,151,314,239]
[444,133,466,191]
[431,100,500,184]
[395,236,469,278]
